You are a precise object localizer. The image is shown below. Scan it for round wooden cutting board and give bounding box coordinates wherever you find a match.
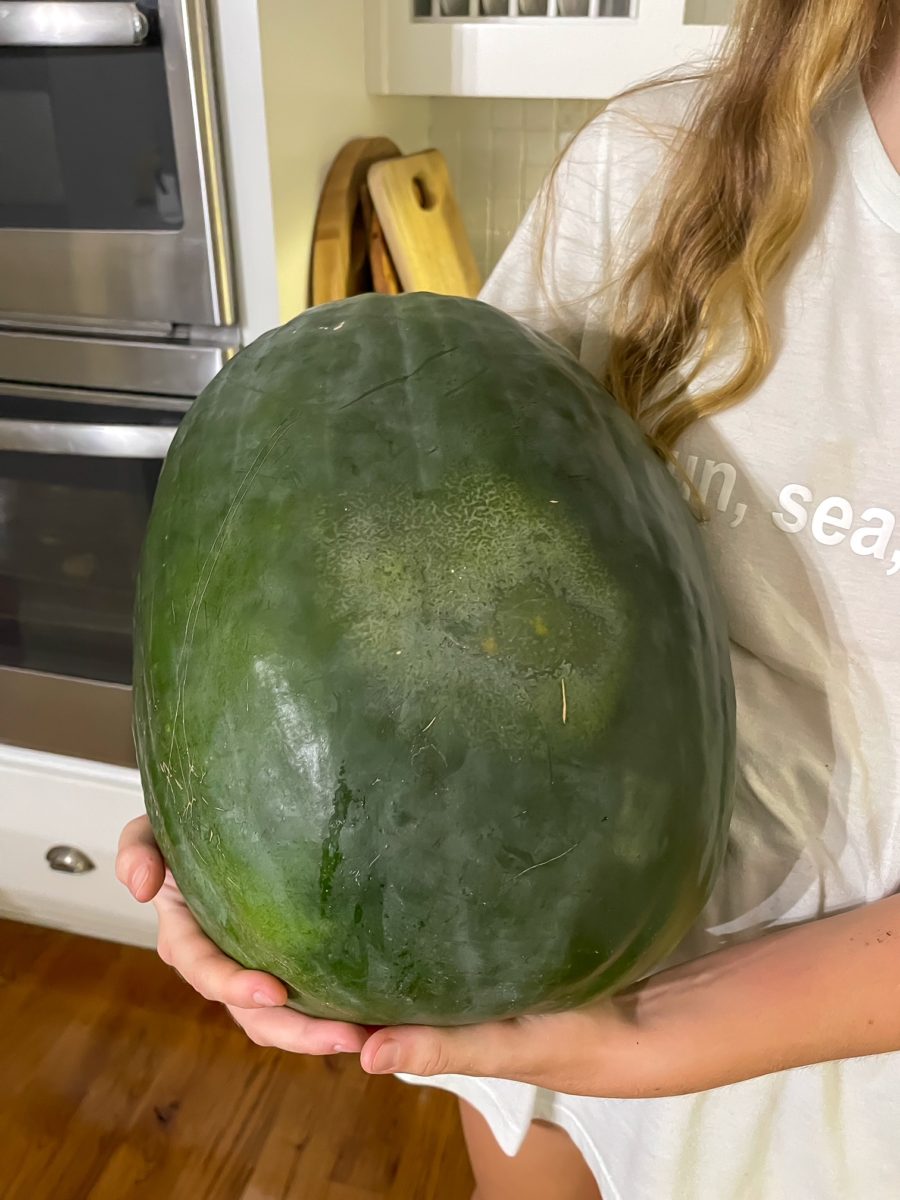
[309,137,402,306]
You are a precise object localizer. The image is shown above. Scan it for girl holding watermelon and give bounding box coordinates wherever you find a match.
[118,0,900,1196]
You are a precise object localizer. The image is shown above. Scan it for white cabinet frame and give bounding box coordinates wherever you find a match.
[366,0,727,99]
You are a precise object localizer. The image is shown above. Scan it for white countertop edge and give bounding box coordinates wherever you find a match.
[0,742,142,788]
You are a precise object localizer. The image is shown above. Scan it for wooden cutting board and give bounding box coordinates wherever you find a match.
[309,137,401,306]
[360,184,402,296]
[367,150,482,298]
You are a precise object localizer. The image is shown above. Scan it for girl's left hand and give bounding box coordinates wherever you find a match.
[360,893,900,1098]
[359,1001,667,1098]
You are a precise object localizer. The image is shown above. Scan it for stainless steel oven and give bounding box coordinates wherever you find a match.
[0,0,239,767]
[0,379,186,768]
[0,0,234,334]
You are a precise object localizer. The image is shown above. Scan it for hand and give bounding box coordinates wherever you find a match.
[361,893,900,1097]
[359,1003,664,1098]
[115,816,368,1055]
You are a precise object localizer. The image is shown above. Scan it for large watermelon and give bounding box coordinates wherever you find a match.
[133,292,735,1026]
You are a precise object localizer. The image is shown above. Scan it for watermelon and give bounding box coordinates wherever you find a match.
[133,292,735,1026]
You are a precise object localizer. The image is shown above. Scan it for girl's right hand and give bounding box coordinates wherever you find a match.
[116,815,368,1055]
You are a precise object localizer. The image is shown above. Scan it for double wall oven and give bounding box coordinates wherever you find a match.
[0,0,238,767]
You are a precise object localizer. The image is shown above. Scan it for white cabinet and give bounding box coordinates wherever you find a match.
[0,744,156,948]
[366,0,732,99]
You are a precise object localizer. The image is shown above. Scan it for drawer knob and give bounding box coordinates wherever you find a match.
[46,845,96,874]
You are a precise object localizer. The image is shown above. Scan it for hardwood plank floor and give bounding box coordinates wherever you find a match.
[0,920,474,1200]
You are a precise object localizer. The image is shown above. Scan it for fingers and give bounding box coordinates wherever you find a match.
[226,1005,369,1055]
[116,815,166,902]
[361,1010,616,1093]
[360,1017,531,1081]
[118,816,368,1051]
[153,878,289,1009]
[116,817,288,1009]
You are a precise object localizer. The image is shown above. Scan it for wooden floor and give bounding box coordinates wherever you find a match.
[0,919,474,1200]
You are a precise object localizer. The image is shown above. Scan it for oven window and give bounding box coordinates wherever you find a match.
[0,394,181,685]
[0,4,183,231]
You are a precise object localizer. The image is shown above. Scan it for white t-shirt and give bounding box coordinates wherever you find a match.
[404,76,900,1200]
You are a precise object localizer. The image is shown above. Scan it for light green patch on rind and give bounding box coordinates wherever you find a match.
[317,472,634,751]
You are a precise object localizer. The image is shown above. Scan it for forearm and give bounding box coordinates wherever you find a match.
[621,893,900,1096]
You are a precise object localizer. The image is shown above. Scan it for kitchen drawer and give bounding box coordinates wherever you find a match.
[0,744,156,948]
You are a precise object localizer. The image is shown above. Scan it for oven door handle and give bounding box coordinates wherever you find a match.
[0,2,149,47]
[0,419,176,458]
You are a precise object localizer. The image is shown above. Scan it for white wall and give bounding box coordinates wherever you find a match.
[256,0,431,322]
[431,97,602,277]
[429,0,736,278]
[686,0,734,21]
[684,0,734,21]
[216,0,735,334]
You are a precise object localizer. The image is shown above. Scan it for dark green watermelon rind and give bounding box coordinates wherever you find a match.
[133,292,735,1026]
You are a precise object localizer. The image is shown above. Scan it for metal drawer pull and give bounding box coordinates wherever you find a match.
[0,419,176,458]
[0,2,148,47]
[46,845,96,874]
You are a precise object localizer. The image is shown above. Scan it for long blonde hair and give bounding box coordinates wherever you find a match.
[599,0,892,457]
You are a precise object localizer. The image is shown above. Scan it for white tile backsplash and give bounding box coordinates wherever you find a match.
[430,96,603,278]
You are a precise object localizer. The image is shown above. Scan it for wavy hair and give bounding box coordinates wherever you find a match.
[597,0,892,457]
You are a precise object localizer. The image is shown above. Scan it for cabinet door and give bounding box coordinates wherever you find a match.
[366,0,732,99]
[0,745,156,948]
